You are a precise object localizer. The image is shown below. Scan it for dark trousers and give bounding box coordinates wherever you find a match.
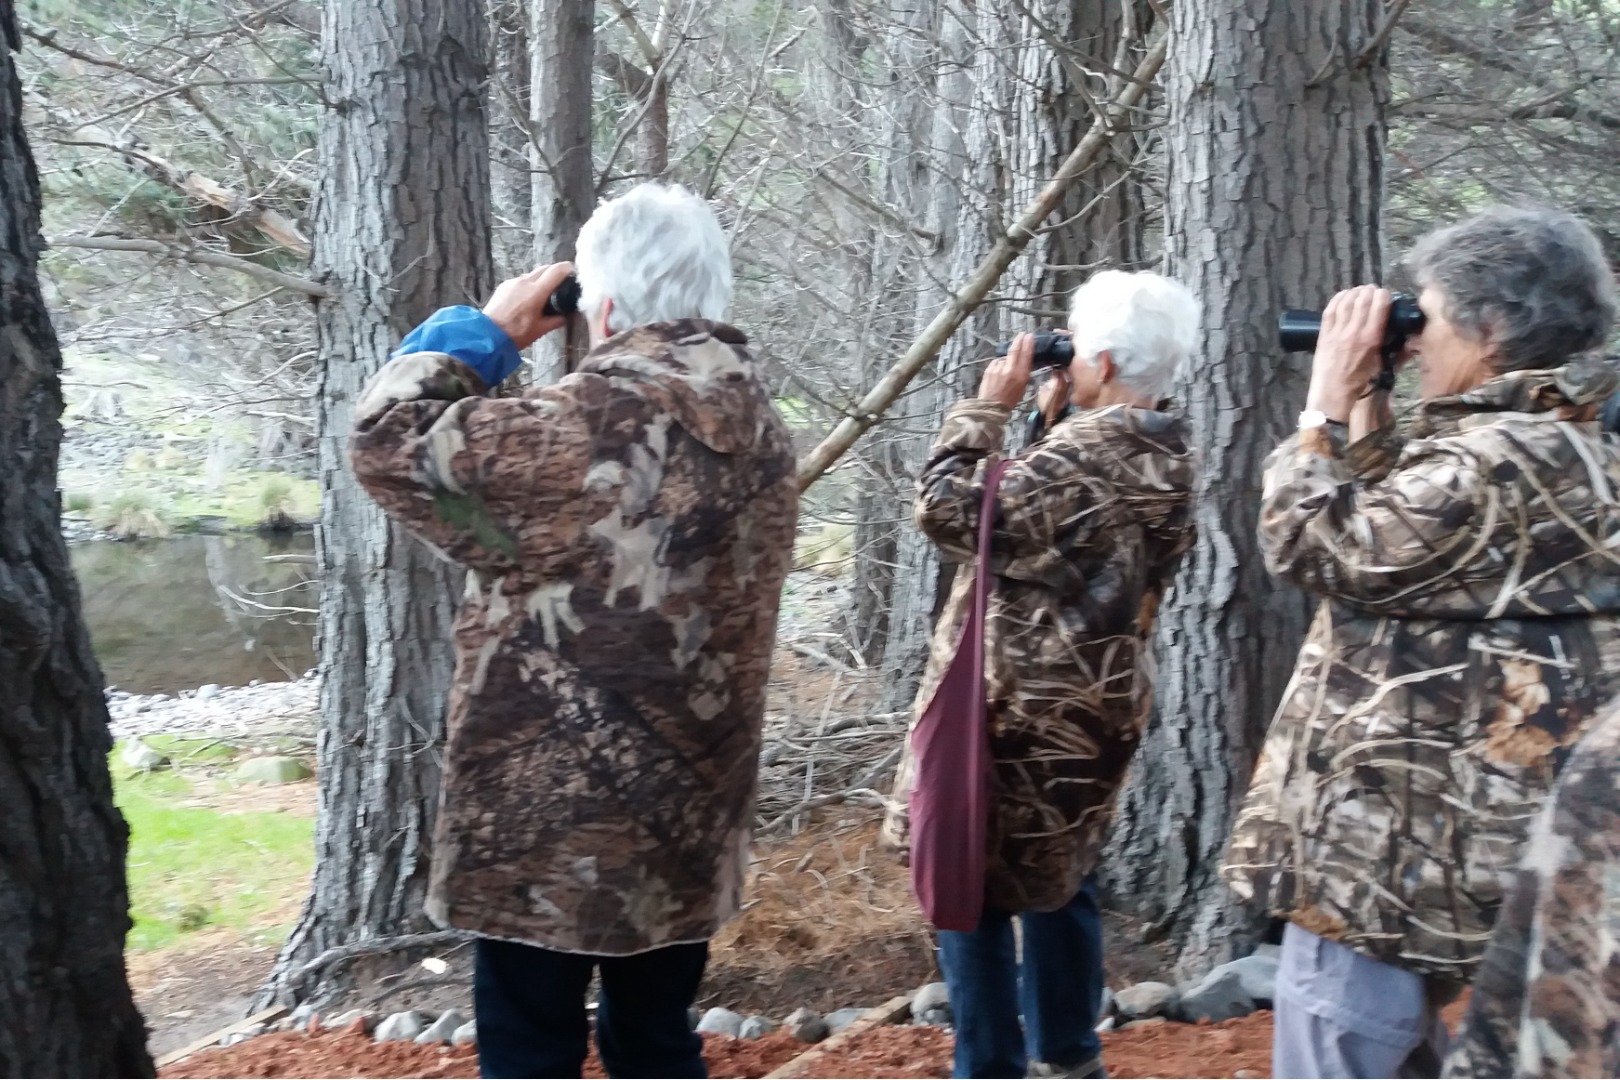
[473,937,708,1079]
[937,878,1106,1079]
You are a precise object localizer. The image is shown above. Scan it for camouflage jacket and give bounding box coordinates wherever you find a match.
[1224,360,1620,983]
[881,398,1195,911]
[350,318,798,955]
[1442,695,1620,1079]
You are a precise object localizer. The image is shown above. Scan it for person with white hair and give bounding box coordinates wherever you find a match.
[882,270,1202,1079]
[348,182,799,1078]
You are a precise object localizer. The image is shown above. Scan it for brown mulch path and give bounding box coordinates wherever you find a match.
[159,1030,805,1079]
[162,988,1473,1078]
[159,1014,1277,1079]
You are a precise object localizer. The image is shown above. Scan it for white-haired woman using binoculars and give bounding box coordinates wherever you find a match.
[884,270,1201,1079]
[349,183,798,1079]
[1225,206,1620,1078]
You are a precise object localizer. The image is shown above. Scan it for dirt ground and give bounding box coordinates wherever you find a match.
[159,1013,1275,1079]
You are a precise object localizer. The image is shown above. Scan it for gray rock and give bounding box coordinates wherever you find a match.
[415,1009,468,1045]
[825,1007,865,1035]
[1113,981,1178,1020]
[1097,987,1115,1020]
[121,738,169,772]
[1174,958,1268,1024]
[1252,943,1281,961]
[1229,953,1279,1004]
[374,1011,427,1042]
[739,1016,778,1040]
[451,1020,478,1047]
[916,1006,952,1028]
[196,683,222,701]
[689,1006,701,1030]
[325,1009,376,1033]
[219,1022,266,1047]
[784,1007,829,1043]
[695,1007,744,1038]
[1094,1016,1116,1034]
[290,1003,318,1028]
[1121,1016,1168,1030]
[910,981,950,1021]
[237,755,312,784]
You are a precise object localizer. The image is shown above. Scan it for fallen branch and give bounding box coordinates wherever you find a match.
[47,236,331,298]
[292,930,472,981]
[793,28,1168,491]
[53,134,311,255]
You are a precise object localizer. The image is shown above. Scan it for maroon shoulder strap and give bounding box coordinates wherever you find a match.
[967,458,1012,653]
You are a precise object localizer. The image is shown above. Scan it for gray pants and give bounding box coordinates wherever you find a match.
[1273,924,1450,1079]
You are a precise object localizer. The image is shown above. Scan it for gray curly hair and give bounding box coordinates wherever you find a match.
[1406,206,1616,372]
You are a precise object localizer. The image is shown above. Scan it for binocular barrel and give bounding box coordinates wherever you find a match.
[1277,294,1425,354]
[1278,310,1324,353]
[992,330,1074,369]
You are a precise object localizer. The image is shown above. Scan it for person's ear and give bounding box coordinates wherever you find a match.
[597,296,615,339]
[1096,349,1116,384]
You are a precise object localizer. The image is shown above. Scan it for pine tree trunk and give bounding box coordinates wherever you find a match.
[529,0,595,380]
[0,9,153,1074]
[259,0,494,1008]
[1100,0,1388,980]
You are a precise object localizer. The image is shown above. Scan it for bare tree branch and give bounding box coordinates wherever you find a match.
[794,28,1170,491]
[48,236,330,297]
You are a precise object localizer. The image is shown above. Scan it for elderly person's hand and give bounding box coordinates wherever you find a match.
[1036,369,1071,424]
[482,262,575,350]
[1306,285,1393,422]
[980,332,1036,408]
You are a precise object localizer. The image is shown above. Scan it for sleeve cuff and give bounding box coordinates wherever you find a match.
[393,306,522,387]
[937,399,1012,452]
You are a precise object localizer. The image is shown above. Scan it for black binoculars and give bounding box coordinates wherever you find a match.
[543,274,582,317]
[993,330,1074,370]
[1278,294,1426,391]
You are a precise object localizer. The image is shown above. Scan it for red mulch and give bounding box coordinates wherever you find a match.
[160,1030,804,1079]
[161,997,1472,1080]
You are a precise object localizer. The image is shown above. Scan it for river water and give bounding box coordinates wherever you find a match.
[71,533,318,695]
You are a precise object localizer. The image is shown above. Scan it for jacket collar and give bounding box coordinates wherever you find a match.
[1410,356,1617,438]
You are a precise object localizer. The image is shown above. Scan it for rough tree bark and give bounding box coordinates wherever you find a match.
[529,0,596,380]
[258,0,494,1008]
[1100,0,1389,979]
[0,6,153,1074]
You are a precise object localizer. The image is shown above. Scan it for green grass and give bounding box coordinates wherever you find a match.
[114,739,314,952]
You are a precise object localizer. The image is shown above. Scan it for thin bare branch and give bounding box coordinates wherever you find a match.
[795,28,1169,491]
[49,236,330,297]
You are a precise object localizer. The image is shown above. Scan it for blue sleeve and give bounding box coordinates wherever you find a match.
[392,306,522,388]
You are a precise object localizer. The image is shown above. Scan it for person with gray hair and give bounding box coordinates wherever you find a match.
[347,182,799,1078]
[882,270,1201,1079]
[1224,205,1620,1078]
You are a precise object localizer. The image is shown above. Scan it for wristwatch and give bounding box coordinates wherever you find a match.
[1299,409,1348,438]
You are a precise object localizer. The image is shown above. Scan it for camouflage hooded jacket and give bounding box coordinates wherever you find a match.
[350,317,798,956]
[1224,360,1620,984]
[880,398,1195,912]
[1441,695,1620,1079]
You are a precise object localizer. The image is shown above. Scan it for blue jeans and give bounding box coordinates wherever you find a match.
[938,879,1106,1079]
[473,937,708,1079]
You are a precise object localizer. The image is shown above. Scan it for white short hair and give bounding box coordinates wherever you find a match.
[1066,270,1200,399]
[575,183,734,333]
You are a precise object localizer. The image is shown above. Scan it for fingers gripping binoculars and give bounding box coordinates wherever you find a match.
[1277,294,1426,392]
